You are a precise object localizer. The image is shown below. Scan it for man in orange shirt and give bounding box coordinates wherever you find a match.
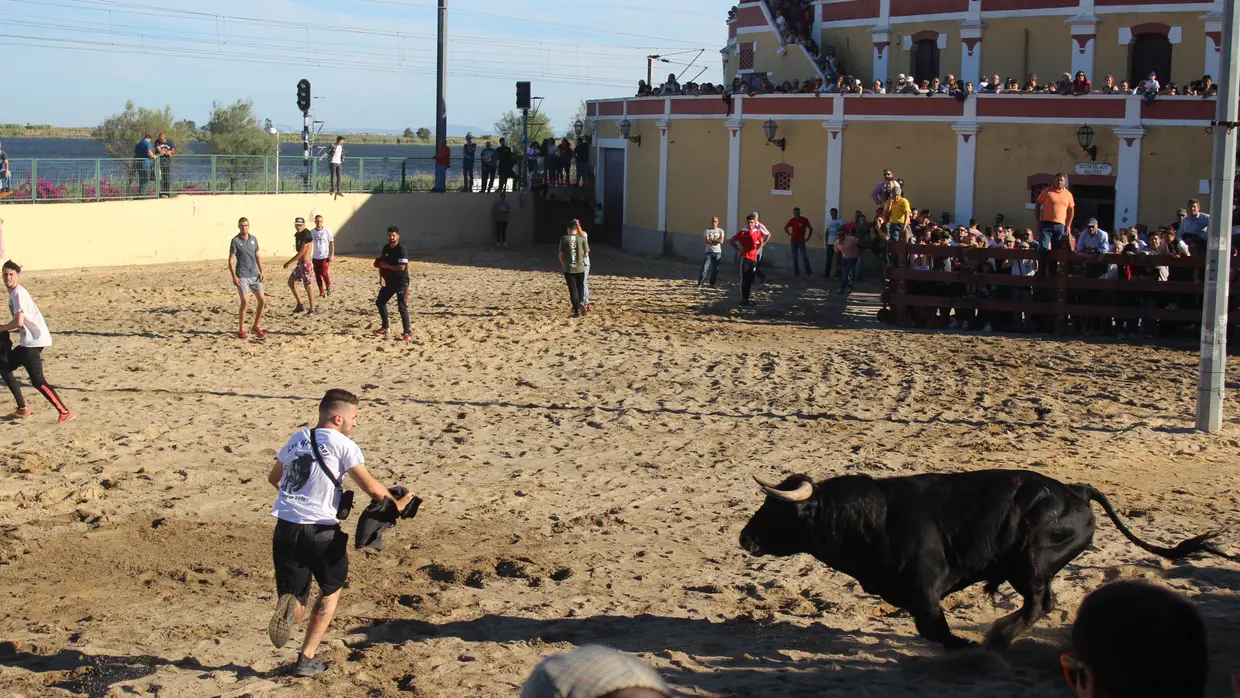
[1035,173,1075,250]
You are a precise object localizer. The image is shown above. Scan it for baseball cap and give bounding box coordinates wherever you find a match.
[748,211,759,219]
[1176,208,1187,216]
[294,217,306,225]
[1086,217,1098,227]
[521,645,670,698]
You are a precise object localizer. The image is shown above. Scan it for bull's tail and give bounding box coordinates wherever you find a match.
[1083,486,1234,561]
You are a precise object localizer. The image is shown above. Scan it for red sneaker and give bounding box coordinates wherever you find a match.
[7,407,31,419]
[252,327,267,338]
[57,411,77,425]
[238,330,248,339]
[375,328,389,336]
[401,333,411,342]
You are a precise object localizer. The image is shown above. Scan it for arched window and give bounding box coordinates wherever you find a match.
[1129,32,1172,86]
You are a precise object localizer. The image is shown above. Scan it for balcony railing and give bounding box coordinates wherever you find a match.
[0,155,465,203]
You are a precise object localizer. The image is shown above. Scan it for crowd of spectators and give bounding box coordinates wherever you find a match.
[859,167,1240,337]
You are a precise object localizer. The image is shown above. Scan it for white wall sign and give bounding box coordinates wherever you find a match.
[1074,162,1113,176]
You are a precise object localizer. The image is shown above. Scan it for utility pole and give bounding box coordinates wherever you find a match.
[433,0,448,192]
[1196,0,1239,432]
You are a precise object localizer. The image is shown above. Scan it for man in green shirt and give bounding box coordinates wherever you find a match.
[558,222,590,318]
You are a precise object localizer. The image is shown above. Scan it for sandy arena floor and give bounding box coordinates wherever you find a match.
[0,247,1236,698]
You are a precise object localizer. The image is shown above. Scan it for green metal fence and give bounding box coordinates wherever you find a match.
[0,155,472,203]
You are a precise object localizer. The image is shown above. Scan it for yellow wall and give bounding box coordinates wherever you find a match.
[736,120,830,246]
[1094,13,1206,86]
[821,27,875,84]
[839,121,957,220]
[666,119,729,236]
[625,129,660,230]
[1139,125,1213,228]
[980,17,1070,86]
[749,33,822,85]
[973,123,1119,228]
[889,22,962,86]
[2,192,535,272]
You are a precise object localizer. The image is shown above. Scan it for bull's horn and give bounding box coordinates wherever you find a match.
[752,475,783,489]
[761,480,814,502]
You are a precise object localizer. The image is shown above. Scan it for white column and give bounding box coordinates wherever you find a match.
[952,121,981,225]
[1204,13,1223,82]
[1068,19,1099,81]
[870,29,891,87]
[1113,126,1146,231]
[655,117,670,232]
[822,118,846,230]
[726,113,744,236]
[959,25,983,85]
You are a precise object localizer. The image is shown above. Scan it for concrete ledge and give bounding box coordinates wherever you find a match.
[0,192,535,272]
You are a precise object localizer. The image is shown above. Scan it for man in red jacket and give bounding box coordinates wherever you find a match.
[730,214,766,306]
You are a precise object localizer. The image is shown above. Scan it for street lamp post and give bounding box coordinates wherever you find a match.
[266,120,280,194]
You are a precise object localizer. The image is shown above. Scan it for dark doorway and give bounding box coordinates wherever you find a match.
[911,40,940,86]
[1070,184,1116,232]
[1129,33,1172,87]
[601,147,624,247]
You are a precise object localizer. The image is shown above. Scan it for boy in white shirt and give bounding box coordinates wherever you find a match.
[0,260,74,423]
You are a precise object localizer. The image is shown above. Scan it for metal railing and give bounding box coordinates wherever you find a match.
[0,154,592,203]
[0,155,485,202]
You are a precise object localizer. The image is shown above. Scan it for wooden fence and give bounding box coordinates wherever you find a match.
[882,242,1238,334]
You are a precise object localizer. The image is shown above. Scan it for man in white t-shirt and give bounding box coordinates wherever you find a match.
[0,260,74,423]
[266,389,415,677]
[320,136,345,198]
[310,215,335,298]
[699,216,726,288]
[824,208,844,277]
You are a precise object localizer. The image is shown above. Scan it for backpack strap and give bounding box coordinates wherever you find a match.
[307,429,341,490]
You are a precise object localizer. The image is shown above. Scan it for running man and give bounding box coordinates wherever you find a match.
[310,215,335,298]
[0,261,75,423]
[267,388,415,677]
[283,218,316,315]
[730,216,765,306]
[229,217,266,339]
[374,226,411,341]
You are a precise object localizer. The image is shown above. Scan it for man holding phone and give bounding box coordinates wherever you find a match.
[266,389,415,677]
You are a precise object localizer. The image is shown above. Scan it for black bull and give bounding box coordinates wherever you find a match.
[738,469,1232,650]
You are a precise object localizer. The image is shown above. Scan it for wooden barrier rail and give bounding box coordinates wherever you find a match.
[883,243,1239,334]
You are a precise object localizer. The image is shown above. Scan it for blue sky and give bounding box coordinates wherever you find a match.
[5,0,724,135]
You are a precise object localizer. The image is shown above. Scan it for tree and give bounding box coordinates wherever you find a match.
[415,127,432,142]
[204,99,271,156]
[492,109,552,148]
[92,101,194,158]
[175,119,198,132]
[563,101,588,139]
[403,127,415,138]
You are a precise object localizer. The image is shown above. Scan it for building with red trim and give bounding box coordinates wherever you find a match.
[584,0,1226,265]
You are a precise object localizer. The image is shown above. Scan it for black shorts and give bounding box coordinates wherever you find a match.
[272,518,349,604]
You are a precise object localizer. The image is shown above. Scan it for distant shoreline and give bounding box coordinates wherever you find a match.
[0,127,494,147]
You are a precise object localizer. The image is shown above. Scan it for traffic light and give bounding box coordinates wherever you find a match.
[516,81,531,110]
[297,79,312,113]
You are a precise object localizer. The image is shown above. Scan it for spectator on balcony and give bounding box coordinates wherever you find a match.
[1036,173,1075,251]
[981,74,1002,93]
[870,79,885,94]
[1119,80,1131,93]
[573,137,589,188]
[1137,72,1160,102]
[1071,71,1092,95]
[659,73,681,96]
[1077,218,1111,278]
[154,132,176,199]
[1024,74,1039,92]
[900,76,920,94]
[1053,73,1072,95]
[636,80,653,97]
[929,76,947,94]
[134,134,156,195]
[1095,74,1119,93]
[461,134,477,193]
[821,46,839,84]
[1179,199,1210,243]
